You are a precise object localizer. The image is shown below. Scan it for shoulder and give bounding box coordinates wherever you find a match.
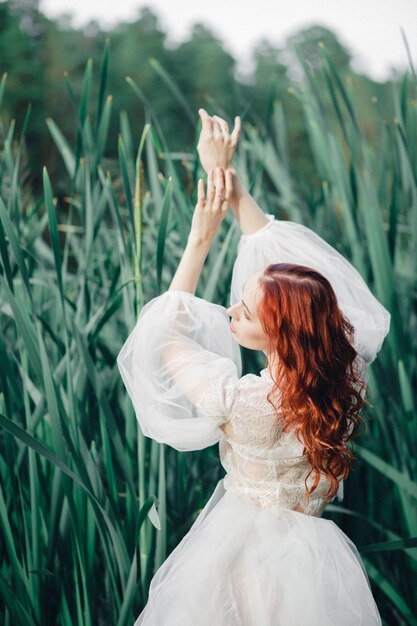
[234,371,274,392]
[221,372,283,442]
[229,372,277,415]
[238,369,277,391]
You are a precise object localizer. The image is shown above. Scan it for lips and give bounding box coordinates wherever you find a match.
[230,323,236,333]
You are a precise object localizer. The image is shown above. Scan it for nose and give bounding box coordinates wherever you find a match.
[226,304,239,319]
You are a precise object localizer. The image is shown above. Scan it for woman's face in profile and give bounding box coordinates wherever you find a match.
[226,270,269,352]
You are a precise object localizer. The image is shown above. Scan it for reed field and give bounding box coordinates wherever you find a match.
[0,39,416,625]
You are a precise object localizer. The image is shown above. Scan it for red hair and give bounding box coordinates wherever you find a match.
[257,263,367,501]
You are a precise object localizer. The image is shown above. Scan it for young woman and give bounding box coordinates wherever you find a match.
[117,109,390,625]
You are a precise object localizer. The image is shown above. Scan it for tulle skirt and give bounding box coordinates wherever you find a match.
[134,478,382,625]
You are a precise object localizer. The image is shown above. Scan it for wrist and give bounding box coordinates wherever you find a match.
[187,233,212,252]
[229,174,246,210]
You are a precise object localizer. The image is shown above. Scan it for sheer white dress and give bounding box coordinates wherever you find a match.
[117,214,391,625]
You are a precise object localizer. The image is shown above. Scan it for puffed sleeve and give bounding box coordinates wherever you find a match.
[230,214,391,364]
[116,291,242,451]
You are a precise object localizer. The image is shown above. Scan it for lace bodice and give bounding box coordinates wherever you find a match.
[198,368,335,516]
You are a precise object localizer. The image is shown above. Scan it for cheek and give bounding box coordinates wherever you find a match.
[245,323,264,342]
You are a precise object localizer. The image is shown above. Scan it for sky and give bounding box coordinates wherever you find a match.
[40,0,416,82]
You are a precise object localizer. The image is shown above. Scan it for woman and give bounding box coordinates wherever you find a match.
[117,109,390,625]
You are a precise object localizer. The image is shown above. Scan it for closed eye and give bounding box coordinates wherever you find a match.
[241,297,251,319]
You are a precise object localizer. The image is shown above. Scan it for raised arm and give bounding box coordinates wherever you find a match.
[197,109,269,236]
[117,168,242,451]
[226,169,270,236]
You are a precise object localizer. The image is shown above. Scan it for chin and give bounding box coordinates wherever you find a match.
[231,334,243,346]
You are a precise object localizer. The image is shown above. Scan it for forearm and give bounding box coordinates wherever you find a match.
[229,174,270,236]
[168,236,211,294]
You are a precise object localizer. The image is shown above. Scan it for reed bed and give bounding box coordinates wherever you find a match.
[0,41,416,625]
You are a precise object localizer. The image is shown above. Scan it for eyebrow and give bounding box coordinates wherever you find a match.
[241,281,253,316]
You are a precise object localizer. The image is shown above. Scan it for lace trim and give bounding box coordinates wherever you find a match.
[223,476,328,515]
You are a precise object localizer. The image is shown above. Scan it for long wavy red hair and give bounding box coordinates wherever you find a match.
[257,263,367,501]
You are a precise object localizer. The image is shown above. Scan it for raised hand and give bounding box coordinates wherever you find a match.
[189,167,233,245]
[197,109,241,174]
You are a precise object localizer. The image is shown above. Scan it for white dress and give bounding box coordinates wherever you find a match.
[117,214,391,625]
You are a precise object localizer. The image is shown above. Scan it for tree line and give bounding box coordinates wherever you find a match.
[0,0,400,194]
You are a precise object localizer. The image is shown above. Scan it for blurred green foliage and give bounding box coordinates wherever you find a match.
[0,0,398,195]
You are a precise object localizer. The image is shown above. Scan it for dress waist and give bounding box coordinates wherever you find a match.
[223,474,327,516]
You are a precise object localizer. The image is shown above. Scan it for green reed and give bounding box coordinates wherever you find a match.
[0,40,416,625]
